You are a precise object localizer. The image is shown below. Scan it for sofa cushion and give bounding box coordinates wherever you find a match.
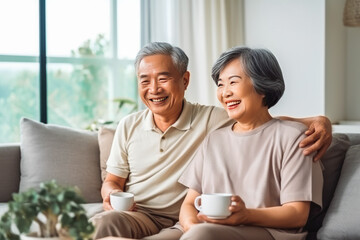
[0,144,20,202]
[98,127,116,181]
[19,118,102,203]
[305,133,350,238]
[317,144,360,239]
[321,134,351,208]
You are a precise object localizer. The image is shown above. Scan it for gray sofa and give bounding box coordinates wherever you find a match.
[1,118,360,239]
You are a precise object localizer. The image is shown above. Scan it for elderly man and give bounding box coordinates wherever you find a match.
[91,42,332,240]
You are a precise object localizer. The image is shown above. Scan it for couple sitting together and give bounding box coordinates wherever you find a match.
[90,42,331,240]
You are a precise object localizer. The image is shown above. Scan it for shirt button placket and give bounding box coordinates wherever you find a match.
[160,135,165,153]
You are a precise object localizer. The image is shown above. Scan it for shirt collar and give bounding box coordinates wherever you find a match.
[143,99,192,131]
[172,99,191,131]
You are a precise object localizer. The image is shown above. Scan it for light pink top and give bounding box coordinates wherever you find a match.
[179,119,323,240]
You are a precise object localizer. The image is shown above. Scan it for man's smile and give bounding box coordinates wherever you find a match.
[150,96,168,103]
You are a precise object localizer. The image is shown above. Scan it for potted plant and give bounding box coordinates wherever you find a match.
[0,180,94,240]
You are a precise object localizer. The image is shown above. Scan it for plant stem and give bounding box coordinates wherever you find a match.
[33,217,46,237]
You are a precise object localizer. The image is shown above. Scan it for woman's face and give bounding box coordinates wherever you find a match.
[216,58,266,123]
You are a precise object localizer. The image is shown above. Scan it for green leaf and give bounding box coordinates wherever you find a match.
[14,216,31,233]
[60,213,71,226]
[50,202,61,215]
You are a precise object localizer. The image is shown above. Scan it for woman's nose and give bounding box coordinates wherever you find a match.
[222,85,232,98]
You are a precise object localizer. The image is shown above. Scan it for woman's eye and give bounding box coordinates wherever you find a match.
[217,83,223,87]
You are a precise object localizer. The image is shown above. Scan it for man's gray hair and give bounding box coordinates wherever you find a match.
[135,42,189,75]
[211,46,285,109]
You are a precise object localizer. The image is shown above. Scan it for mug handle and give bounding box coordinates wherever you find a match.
[194,196,202,211]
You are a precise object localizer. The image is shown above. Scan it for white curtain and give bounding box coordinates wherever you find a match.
[142,0,244,106]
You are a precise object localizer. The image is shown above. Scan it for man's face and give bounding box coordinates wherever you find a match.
[137,54,190,119]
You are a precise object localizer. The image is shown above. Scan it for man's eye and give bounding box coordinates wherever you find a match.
[141,80,149,85]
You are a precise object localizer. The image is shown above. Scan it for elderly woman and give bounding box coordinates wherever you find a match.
[178,47,323,240]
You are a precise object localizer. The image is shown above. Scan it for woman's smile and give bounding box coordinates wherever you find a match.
[226,100,241,110]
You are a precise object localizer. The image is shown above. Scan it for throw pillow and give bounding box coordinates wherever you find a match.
[305,133,350,239]
[19,118,102,203]
[98,127,116,181]
[317,144,360,239]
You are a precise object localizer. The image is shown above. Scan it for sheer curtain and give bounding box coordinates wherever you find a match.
[142,0,244,106]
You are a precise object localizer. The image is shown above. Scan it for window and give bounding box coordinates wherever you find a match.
[0,0,141,143]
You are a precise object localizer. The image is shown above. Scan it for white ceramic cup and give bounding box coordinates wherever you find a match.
[110,192,134,211]
[194,193,232,219]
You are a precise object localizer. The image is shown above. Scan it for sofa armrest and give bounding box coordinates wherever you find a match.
[346,133,360,146]
[0,143,20,202]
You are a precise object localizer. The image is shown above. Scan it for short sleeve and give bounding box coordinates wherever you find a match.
[280,131,323,208]
[106,118,130,178]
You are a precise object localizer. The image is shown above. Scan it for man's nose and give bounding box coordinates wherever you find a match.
[149,80,159,93]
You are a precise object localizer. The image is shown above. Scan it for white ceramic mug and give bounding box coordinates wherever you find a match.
[110,192,134,211]
[194,193,232,219]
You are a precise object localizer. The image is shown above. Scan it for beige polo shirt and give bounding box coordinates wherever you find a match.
[106,100,232,220]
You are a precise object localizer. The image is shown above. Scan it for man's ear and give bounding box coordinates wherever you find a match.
[183,71,190,90]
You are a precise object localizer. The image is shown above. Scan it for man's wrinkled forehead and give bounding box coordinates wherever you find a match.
[137,54,178,76]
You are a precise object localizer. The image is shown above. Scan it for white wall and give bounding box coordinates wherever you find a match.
[244,0,326,118]
[325,0,347,123]
[244,0,360,123]
[346,28,360,121]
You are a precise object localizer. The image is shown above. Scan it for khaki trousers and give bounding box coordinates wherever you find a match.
[180,223,275,240]
[90,210,183,240]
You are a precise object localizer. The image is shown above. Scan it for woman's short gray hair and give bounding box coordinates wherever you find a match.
[135,42,189,75]
[211,46,285,109]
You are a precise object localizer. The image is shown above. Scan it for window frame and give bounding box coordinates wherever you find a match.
[0,0,137,125]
